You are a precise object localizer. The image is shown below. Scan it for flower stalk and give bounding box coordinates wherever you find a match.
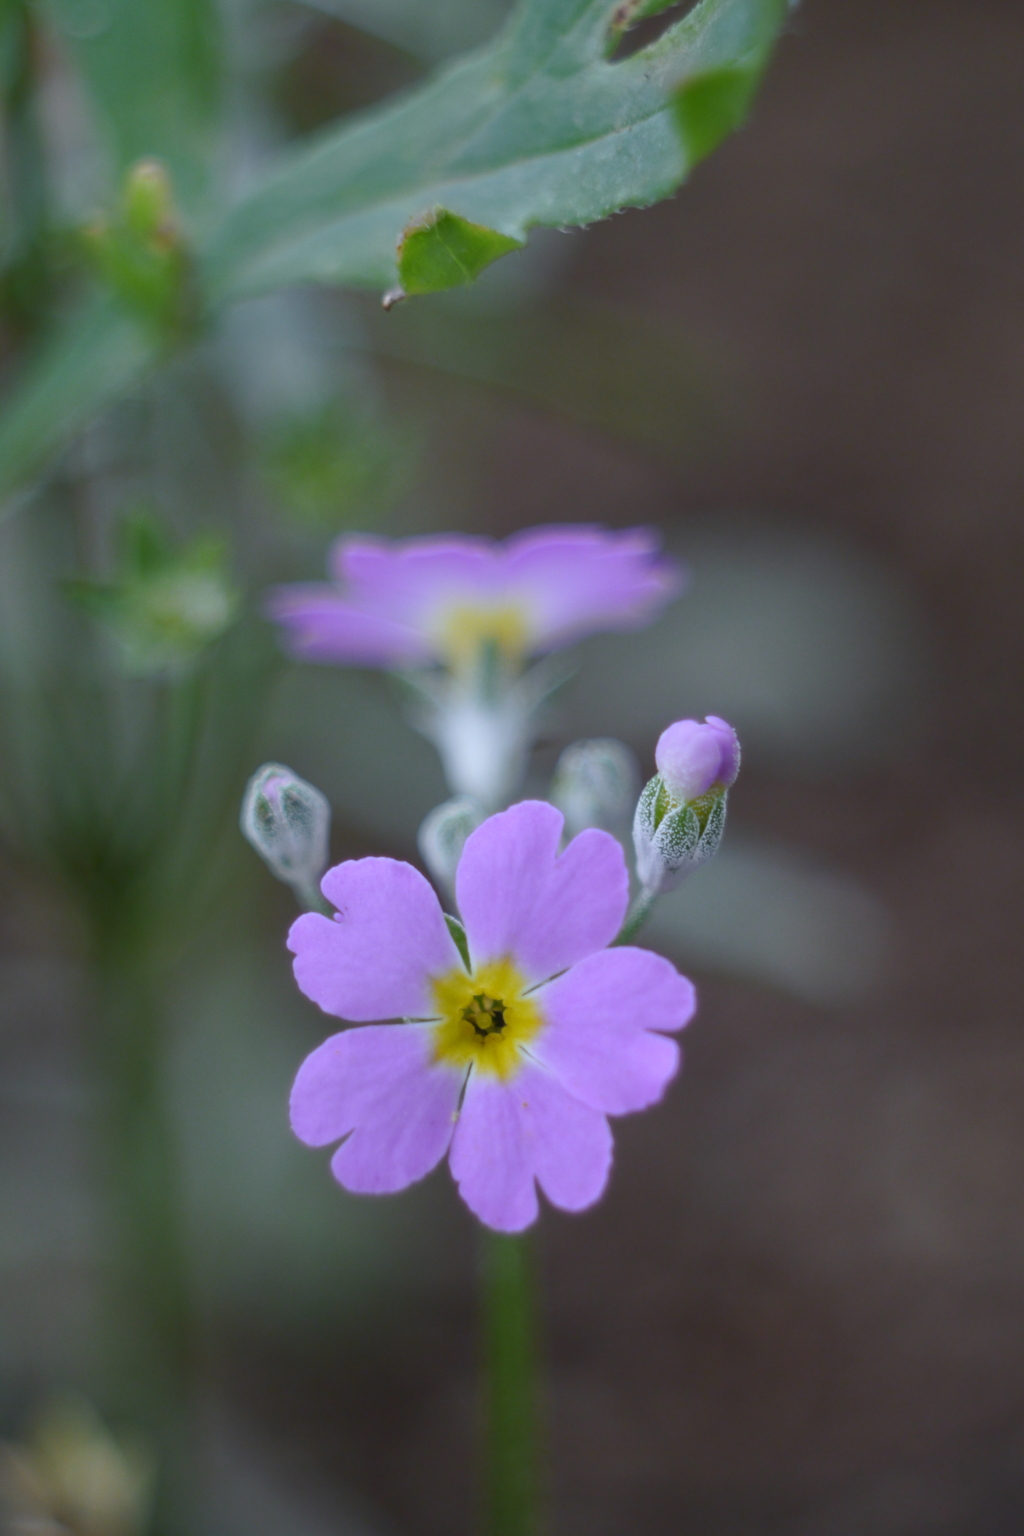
[481,1230,540,1536]
[613,885,658,947]
[88,934,197,1535]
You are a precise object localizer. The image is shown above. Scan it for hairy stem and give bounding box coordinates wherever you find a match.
[481,1229,540,1536]
[613,885,657,946]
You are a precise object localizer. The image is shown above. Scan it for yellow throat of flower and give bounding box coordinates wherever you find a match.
[435,603,530,671]
[430,956,542,1081]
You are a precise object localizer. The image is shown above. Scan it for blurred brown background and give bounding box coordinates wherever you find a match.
[3,1,1024,1533]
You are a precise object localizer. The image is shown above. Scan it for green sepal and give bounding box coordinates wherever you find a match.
[396,208,523,299]
[445,913,472,972]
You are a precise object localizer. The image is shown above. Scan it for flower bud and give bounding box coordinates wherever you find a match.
[241,763,330,906]
[418,796,484,896]
[81,158,196,336]
[654,715,739,801]
[122,159,175,243]
[633,716,740,894]
[551,737,640,839]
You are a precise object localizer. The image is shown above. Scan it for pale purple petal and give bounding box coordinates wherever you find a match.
[333,534,500,626]
[655,716,741,799]
[289,1023,460,1193]
[515,1064,613,1213]
[266,585,430,666]
[269,528,682,672]
[456,801,629,984]
[501,525,682,652]
[705,715,741,786]
[288,857,460,1021]
[449,1074,538,1232]
[449,1063,612,1230]
[531,948,695,1114]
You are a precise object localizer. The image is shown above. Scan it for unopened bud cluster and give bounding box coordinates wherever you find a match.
[633,716,740,895]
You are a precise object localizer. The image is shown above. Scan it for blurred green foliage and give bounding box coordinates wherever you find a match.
[0,0,789,502]
[65,512,238,677]
[258,398,416,530]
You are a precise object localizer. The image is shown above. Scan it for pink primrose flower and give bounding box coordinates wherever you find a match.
[288,800,696,1232]
[268,525,682,671]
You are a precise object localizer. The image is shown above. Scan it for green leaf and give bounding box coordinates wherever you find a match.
[0,0,788,511]
[41,0,221,207]
[292,0,510,63]
[205,0,790,301]
[674,66,759,163]
[396,208,523,297]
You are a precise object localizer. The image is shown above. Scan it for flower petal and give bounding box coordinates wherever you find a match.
[531,948,695,1114]
[288,857,460,1021]
[456,801,629,984]
[516,1064,613,1214]
[502,525,681,653]
[266,584,430,666]
[290,1023,460,1193]
[449,1073,538,1232]
[333,534,500,627]
[449,1063,612,1230]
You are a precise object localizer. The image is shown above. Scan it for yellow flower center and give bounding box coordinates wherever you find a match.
[430,956,543,1081]
[435,603,530,670]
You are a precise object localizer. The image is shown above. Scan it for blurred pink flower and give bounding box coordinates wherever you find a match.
[268,525,681,671]
[288,800,695,1231]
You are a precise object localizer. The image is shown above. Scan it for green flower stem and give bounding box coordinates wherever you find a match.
[83,677,211,1529]
[481,1229,540,1536]
[294,876,331,914]
[90,935,198,1533]
[613,886,658,946]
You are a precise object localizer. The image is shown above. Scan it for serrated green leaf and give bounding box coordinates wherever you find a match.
[205,0,790,300]
[0,0,789,510]
[397,208,523,296]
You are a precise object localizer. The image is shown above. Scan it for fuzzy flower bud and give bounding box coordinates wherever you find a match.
[418,795,484,897]
[551,738,640,839]
[633,716,740,895]
[241,763,330,907]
